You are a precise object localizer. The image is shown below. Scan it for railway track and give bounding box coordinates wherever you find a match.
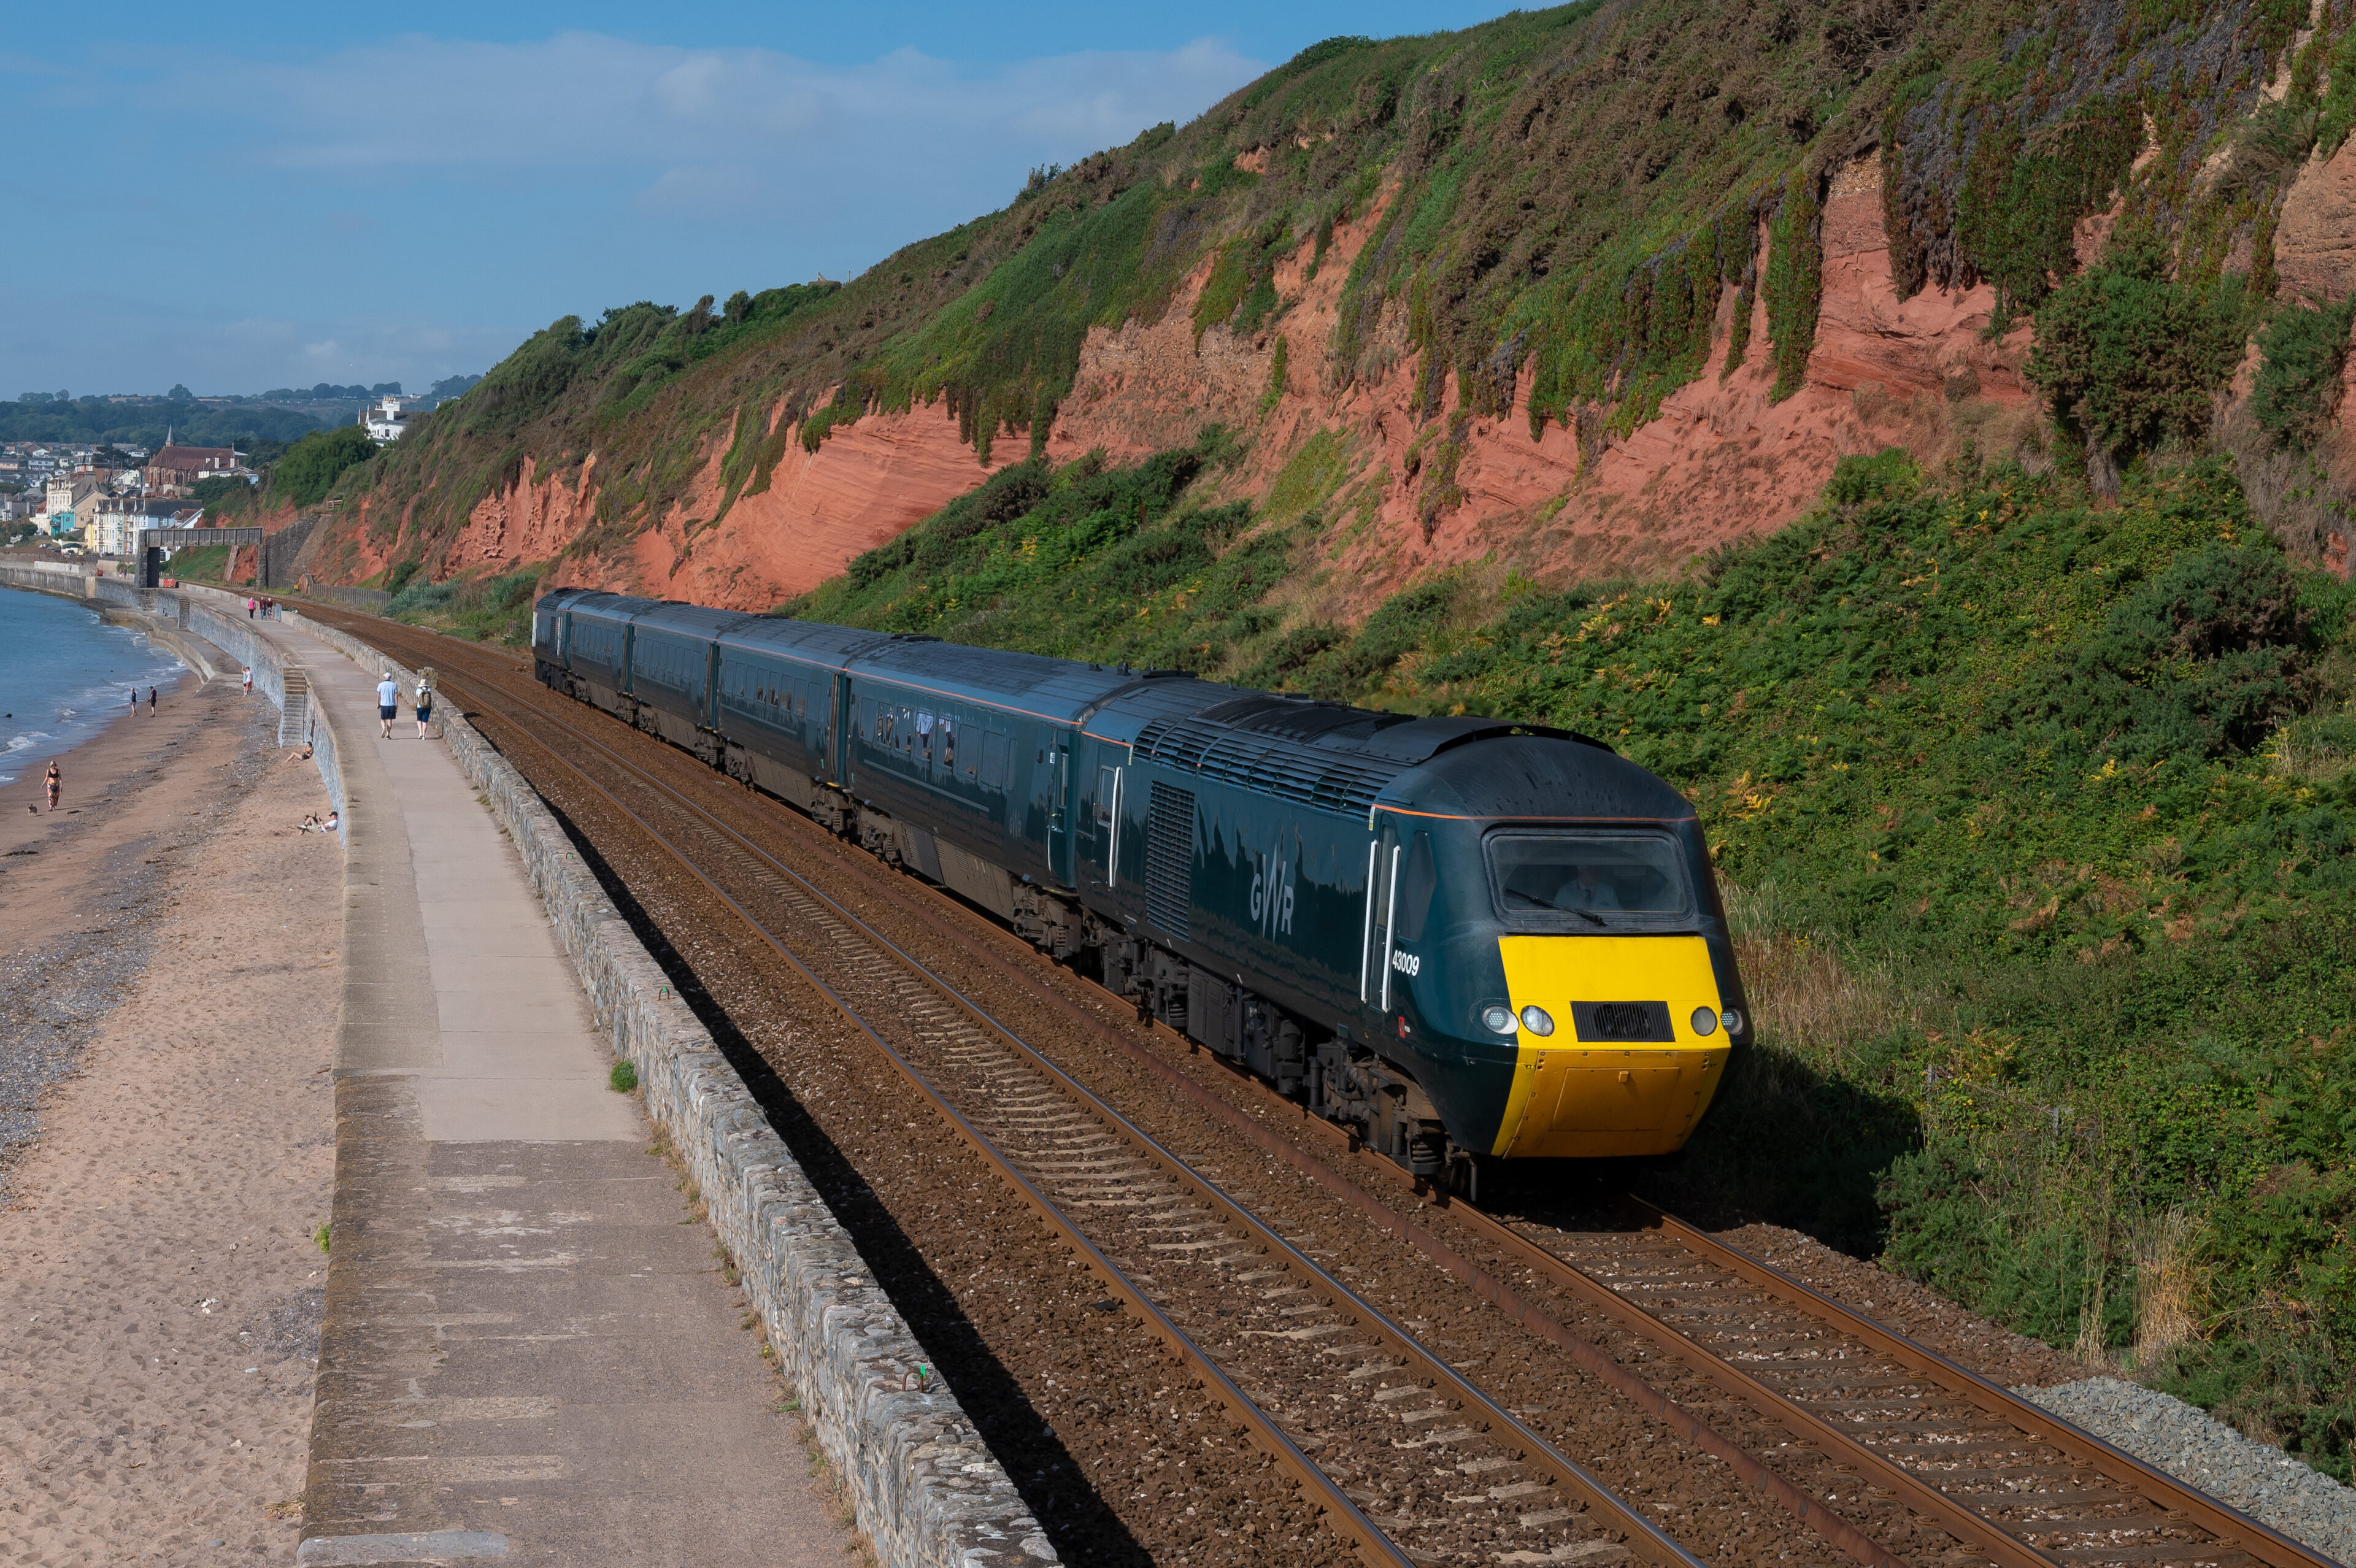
[296,605,2337,1568]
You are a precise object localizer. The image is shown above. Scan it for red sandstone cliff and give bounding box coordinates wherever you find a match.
[328,142,2353,615]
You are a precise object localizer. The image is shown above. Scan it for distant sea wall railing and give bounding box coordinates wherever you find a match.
[298,581,390,615]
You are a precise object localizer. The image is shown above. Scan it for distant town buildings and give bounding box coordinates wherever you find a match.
[91,494,202,556]
[0,436,250,550]
[41,472,110,539]
[144,442,245,495]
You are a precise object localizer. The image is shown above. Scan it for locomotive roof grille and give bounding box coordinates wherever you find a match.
[1136,719,1400,817]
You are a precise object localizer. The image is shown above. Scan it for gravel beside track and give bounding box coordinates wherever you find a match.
[2016,1380,2356,1566]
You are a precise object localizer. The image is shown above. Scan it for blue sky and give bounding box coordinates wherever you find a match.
[3,3,1502,399]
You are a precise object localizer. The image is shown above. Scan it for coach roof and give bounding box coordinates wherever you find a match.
[561,591,666,624]
[845,634,1151,724]
[715,615,897,669]
[629,602,760,641]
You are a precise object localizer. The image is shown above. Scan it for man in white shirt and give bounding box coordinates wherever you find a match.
[377,672,401,739]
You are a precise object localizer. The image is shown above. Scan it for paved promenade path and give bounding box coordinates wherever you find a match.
[250,610,853,1567]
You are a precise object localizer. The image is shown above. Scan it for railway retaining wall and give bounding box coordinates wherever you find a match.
[283,610,1055,1568]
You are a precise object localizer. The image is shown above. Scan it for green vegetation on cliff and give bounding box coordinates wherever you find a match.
[798,436,2354,1480]
[325,0,2339,583]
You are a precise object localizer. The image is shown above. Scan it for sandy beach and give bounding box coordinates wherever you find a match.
[0,666,342,1564]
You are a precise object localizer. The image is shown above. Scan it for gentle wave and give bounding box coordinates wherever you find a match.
[0,589,188,785]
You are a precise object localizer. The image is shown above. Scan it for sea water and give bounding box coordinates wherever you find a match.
[0,586,188,784]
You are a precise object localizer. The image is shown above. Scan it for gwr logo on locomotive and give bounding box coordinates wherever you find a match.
[1249,847,1296,937]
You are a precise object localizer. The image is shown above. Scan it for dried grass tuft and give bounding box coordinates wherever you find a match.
[2134,1206,2205,1364]
[1723,879,1923,1067]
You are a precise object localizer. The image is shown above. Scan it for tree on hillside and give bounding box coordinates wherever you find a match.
[2028,244,2242,497]
[272,424,379,507]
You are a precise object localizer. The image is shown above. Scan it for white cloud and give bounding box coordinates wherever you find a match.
[153,31,1258,184]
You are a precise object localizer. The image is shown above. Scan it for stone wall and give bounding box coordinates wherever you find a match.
[0,561,96,594]
[285,612,1053,1568]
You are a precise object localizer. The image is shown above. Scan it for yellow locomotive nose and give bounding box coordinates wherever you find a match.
[1490,935,1731,1158]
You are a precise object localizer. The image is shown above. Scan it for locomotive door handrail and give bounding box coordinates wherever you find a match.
[1357,840,1379,1002]
[1104,765,1123,887]
[1378,841,1403,1013]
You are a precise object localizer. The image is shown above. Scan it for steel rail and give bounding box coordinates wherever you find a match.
[421,645,1707,1568]
[422,661,1415,1568]
[1631,1203,2335,1568]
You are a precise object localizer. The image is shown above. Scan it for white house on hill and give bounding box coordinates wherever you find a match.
[364,394,414,441]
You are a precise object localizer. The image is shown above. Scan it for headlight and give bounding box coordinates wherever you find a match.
[1481,1005,1518,1036]
[1690,1006,1719,1036]
[1721,1008,1744,1035]
[1519,1005,1555,1037]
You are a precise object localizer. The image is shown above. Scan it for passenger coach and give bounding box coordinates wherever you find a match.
[533,589,1749,1188]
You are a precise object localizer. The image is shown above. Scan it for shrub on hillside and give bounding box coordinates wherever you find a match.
[274,424,379,507]
[2027,244,2243,487]
[2250,295,2356,450]
[2054,542,2327,759]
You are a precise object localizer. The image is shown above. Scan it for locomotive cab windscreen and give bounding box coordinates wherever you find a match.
[1481,825,1737,1158]
[1487,832,1691,928]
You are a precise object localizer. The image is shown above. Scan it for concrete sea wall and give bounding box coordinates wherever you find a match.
[285,612,1053,1568]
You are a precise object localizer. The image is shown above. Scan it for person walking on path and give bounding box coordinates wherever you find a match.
[377,671,401,739]
[414,680,434,739]
[44,761,60,811]
[246,596,256,619]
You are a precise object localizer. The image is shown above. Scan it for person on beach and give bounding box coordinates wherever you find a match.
[147,686,156,714]
[299,810,340,833]
[44,762,60,812]
[241,666,253,694]
[414,681,433,739]
[377,672,400,739]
